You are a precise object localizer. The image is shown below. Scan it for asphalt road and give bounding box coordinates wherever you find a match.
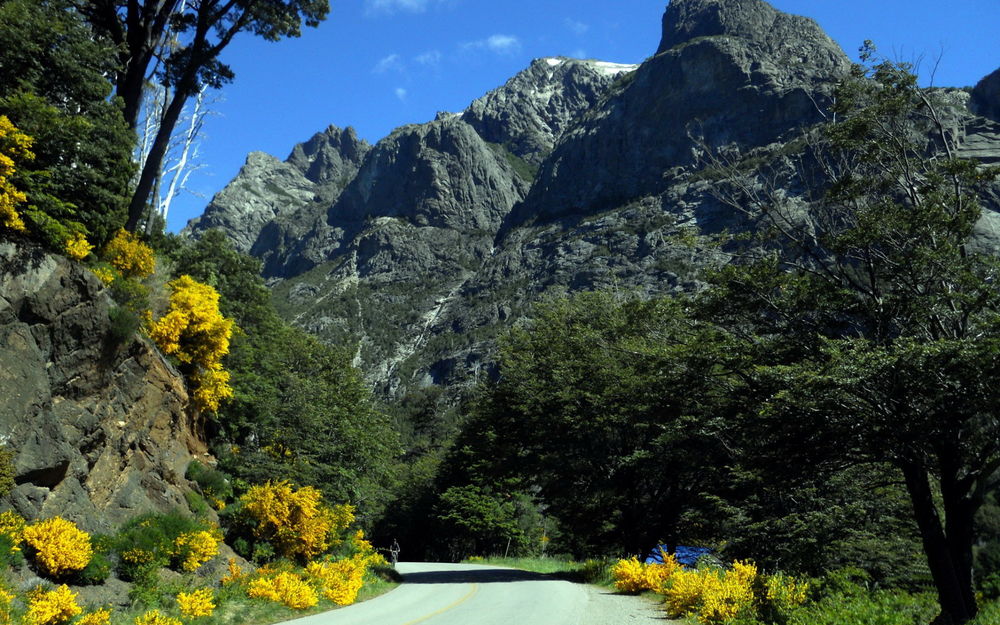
[280,562,592,625]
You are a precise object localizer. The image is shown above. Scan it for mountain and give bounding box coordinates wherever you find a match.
[188,0,1000,401]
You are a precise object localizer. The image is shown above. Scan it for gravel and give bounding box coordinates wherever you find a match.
[581,586,677,625]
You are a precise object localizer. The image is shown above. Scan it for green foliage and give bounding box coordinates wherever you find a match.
[0,534,25,569]
[169,233,400,522]
[0,0,134,247]
[0,446,14,498]
[186,461,233,502]
[432,485,525,560]
[445,291,732,557]
[107,305,141,345]
[112,511,210,582]
[74,552,110,586]
[779,569,938,625]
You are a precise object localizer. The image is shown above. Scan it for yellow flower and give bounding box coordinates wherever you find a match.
[64,232,94,261]
[221,558,245,585]
[77,608,112,625]
[172,530,220,572]
[241,481,354,561]
[25,585,81,625]
[0,511,25,552]
[22,517,93,577]
[247,571,318,609]
[306,555,366,606]
[91,266,116,285]
[134,610,182,625]
[0,115,33,234]
[177,588,215,618]
[101,229,155,279]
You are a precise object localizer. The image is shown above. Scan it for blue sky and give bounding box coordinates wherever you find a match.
[165,0,1000,232]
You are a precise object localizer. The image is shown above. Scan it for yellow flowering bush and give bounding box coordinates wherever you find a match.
[134,610,182,625]
[612,553,679,593]
[247,571,318,609]
[306,555,366,605]
[241,481,354,561]
[171,530,220,572]
[0,115,32,233]
[177,588,215,618]
[25,585,81,625]
[22,517,93,578]
[148,275,234,412]
[101,229,155,279]
[77,608,112,625]
[221,558,246,585]
[0,510,25,552]
[64,232,94,261]
[0,587,15,625]
[91,266,116,285]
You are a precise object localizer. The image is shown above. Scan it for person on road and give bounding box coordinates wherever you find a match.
[390,539,400,566]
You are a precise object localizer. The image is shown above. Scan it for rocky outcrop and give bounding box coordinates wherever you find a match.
[971,67,1000,123]
[503,0,851,230]
[0,240,206,532]
[461,57,638,165]
[186,125,370,254]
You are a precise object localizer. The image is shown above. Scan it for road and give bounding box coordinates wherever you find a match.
[277,561,662,625]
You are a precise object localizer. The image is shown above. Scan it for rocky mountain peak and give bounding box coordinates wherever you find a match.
[972,67,1000,123]
[287,124,370,185]
[657,0,832,54]
[460,56,638,165]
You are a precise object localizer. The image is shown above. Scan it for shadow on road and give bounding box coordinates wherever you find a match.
[401,568,552,585]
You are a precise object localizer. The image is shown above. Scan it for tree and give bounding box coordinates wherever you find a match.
[78,0,329,232]
[447,292,732,557]
[705,49,1000,624]
[0,0,134,246]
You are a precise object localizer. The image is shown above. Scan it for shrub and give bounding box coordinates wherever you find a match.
[176,588,215,618]
[108,305,141,345]
[171,530,220,572]
[75,552,111,585]
[185,461,233,503]
[0,114,32,233]
[239,480,354,562]
[306,555,366,605]
[114,511,213,579]
[77,608,111,625]
[64,232,93,261]
[22,517,93,578]
[612,553,679,593]
[247,571,318,609]
[101,229,155,279]
[0,510,25,550]
[25,585,81,625]
[147,275,234,412]
[0,449,14,499]
[134,610,182,625]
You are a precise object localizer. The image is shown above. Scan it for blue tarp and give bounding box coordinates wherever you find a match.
[645,545,711,567]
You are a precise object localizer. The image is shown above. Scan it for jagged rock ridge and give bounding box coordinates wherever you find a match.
[190,0,1000,400]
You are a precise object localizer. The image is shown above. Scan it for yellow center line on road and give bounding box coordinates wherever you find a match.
[399,583,480,625]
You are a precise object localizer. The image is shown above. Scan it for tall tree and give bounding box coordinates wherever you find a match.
[705,48,1000,624]
[79,0,329,231]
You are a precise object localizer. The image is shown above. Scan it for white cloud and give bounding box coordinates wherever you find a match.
[365,0,455,14]
[373,53,403,73]
[395,87,408,101]
[463,34,521,56]
[415,50,443,66]
[565,18,589,35]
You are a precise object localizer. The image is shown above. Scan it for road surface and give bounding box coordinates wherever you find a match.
[278,561,668,625]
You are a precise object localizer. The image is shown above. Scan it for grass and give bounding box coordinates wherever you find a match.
[462,555,614,587]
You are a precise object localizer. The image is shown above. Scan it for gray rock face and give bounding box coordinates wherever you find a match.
[461,57,638,165]
[186,125,370,254]
[195,0,1000,403]
[0,241,207,532]
[971,67,1000,123]
[504,0,851,230]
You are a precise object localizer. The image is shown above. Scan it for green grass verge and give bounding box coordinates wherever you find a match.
[462,556,614,587]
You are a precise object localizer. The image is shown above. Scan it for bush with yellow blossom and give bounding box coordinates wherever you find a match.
[134,610,182,625]
[0,511,25,552]
[240,481,354,562]
[0,115,32,233]
[22,517,93,578]
[101,229,155,279]
[176,588,215,618]
[25,585,81,625]
[77,608,112,625]
[64,232,94,261]
[247,571,318,609]
[612,552,679,593]
[147,275,234,412]
[306,555,366,605]
[171,530,221,572]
